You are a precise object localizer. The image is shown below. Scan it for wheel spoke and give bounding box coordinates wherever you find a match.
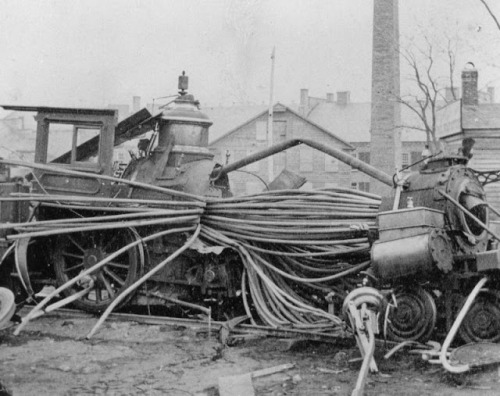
[106,261,129,270]
[101,275,115,298]
[67,235,86,253]
[95,287,102,303]
[54,228,140,313]
[103,267,125,286]
[63,262,84,273]
[62,252,84,260]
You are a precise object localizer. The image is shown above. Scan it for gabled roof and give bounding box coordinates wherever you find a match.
[206,100,427,146]
[301,101,426,142]
[297,102,372,143]
[462,104,500,130]
[206,102,355,149]
[205,104,268,143]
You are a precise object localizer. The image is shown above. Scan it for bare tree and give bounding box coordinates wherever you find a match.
[394,3,500,154]
[395,36,458,152]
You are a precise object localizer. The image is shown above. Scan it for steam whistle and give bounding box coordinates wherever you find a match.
[178,71,189,95]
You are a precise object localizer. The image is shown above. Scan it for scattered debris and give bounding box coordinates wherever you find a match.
[292,374,302,384]
[250,363,295,379]
[218,363,295,396]
[218,315,250,347]
[57,364,71,372]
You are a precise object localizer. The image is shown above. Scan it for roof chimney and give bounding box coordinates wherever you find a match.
[461,63,478,106]
[336,91,350,106]
[488,86,495,103]
[300,89,309,107]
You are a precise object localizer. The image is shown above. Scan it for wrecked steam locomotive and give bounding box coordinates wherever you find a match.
[0,73,500,345]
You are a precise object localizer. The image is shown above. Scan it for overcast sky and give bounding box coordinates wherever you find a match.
[0,0,499,110]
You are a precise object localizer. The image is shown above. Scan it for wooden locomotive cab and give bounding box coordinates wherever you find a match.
[2,106,124,199]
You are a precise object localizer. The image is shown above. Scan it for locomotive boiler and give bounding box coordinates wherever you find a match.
[371,153,500,343]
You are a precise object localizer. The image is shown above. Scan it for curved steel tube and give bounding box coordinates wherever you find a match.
[216,138,393,187]
[439,277,488,373]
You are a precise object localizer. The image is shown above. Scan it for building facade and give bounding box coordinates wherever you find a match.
[208,104,354,196]
[437,66,500,210]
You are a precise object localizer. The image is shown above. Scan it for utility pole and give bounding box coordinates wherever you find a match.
[267,47,276,184]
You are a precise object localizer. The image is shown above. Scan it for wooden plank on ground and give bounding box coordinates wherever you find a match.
[251,363,295,378]
[218,363,295,396]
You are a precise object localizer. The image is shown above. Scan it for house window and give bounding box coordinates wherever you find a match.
[274,120,287,138]
[359,182,370,192]
[352,182,370,192]
[325,155,339,172]
[115,151,125,162]
[402,152,409,167]
[256,121,267,141]
[299,146,313,172]
[358,152,370,164]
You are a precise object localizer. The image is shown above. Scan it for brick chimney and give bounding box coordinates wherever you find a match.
[337,91,351,106]
[300,89,309,107]
[461,64,478,106]
[299,88,310,116]
[370,0,402,196]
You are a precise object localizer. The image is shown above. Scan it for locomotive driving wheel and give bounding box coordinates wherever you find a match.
[458,290,500,344]
[384,286,437,342]
[53,228,144,313]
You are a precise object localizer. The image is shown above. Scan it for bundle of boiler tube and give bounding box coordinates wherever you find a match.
[1,178,380,336]
[201,188,379,333]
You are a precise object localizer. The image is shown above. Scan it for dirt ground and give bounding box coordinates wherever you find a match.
[1,310,500,396]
